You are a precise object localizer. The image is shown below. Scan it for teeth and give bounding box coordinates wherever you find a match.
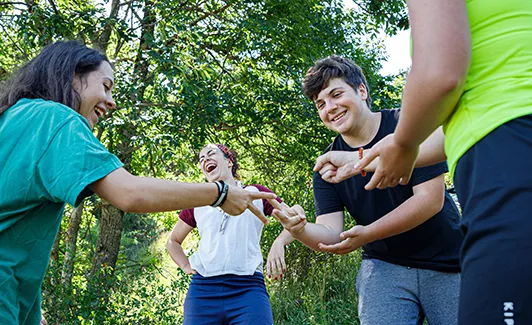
[94,107,105,117]
[332,112,346,121]
[206,164,217,172]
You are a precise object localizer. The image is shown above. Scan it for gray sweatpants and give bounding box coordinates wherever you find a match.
[356,258,460,325]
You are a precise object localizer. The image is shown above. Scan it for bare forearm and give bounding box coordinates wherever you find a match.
[91,168,219,213]
[273,230,295,246]
[395,70,465,148]
[125,177,217,213]
[291,223,341,251]
[416,127,447,167]
[166,240,191,269]
[365,194,442,242]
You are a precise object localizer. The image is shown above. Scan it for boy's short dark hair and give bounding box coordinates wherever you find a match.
[302,55,372,109]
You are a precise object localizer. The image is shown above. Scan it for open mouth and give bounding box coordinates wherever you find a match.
[205,163,217,173]
[94,107,105,118]
[332,111,346,122]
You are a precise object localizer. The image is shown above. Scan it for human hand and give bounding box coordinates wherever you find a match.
[268,200,307,236]
[318,225,371,255]
[356,134,418,190]
[266,240,286,280]
[222,185,276,224]
[313,150,378,183]
[182,263,197,275]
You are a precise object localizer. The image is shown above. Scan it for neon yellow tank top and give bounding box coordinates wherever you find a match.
[444,0,532,177]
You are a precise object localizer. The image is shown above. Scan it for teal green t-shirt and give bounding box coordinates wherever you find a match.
[0,98,123,324]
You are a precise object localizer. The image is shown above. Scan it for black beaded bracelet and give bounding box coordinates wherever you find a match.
[211,180,228,207]
[218,182,229,207]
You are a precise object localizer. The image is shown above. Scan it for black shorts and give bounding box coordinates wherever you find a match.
[454,114,532,325]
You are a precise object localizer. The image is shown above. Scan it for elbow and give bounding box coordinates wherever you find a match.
[411,51,470,97]
[114,187,145,213]
[437,68,469,95]
[428,193,445,217]
[166,237,183,251]
[412,67,468,96]
[166,238,173,251]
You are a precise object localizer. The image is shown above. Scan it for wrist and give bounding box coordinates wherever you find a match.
[274,238,289,247]
[211,181,229,207]
[288,225,306,238]
[362,223,382,243]
[394,128,421,149]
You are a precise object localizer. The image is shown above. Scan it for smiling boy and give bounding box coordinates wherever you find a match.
[272,56,464,325]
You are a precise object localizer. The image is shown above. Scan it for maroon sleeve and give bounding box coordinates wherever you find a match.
[179,208,196,228]
[250,184,283,216]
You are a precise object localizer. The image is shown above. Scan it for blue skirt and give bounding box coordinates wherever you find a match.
[183,272,273,325]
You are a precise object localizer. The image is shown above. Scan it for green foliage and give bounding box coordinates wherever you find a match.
[2,0,406,323]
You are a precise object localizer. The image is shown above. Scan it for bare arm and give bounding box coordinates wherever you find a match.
[166,219,196,274]
[364,174,444,240]
[396,0,471,147]
[357,0,470,189]
[319,174,445,254]
[267,202,297,279]
[416,127,447,167]
[89,168,275,220]
[270,202,344,252]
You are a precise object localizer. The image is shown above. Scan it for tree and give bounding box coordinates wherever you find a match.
[0,0,406,322]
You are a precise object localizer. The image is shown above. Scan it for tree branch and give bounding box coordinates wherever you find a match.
[189,1,232,27]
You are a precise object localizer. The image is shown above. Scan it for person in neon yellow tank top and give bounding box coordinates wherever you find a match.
[312,0,532,324]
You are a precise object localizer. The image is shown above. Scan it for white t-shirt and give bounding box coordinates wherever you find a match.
[179,184,280,277]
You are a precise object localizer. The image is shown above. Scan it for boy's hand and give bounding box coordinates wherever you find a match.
[314,150,378,183]
[318,225,371,255]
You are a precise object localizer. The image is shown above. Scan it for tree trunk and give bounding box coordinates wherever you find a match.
[61,201,85,290]
[93,0,121,53]
[90,200,124,279]
[48,227,62,286]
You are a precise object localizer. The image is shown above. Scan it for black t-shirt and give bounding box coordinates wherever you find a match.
[314,109,463,272]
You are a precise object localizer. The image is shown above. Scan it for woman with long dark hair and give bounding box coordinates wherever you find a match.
[0,41,274,325]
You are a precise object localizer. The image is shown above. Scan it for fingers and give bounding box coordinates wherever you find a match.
[318,240,353,255]
[280,256,286,273]
[250,191,277,200]
[364,168,384,190]
[313,152,330,172]
[399,175,410,185]
[319,163,338,182]
[271,209,289,223]
[355,148,379,172]
[247,202,269,225]
[291,205,306,219]
[272,257,282,279]
[318,162,336,176]
[268,198,283,211]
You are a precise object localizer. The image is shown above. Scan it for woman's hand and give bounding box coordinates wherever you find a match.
[356,134,418,190]
[266,240,287,280]
[182,263,197,275]
[222,185,276,224]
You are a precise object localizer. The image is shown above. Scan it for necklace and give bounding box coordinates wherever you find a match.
[219,208,229,234]
[218,181,244,234]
